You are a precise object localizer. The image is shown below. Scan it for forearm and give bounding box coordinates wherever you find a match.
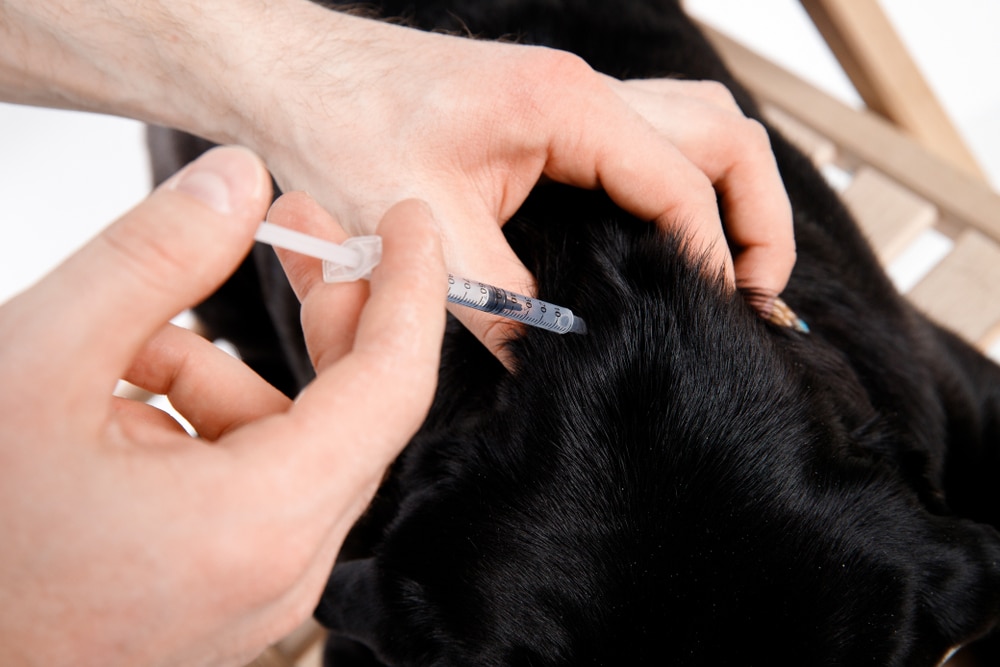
[0,0,360,146]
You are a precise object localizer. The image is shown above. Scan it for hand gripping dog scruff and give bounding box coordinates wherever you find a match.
[149,1,1000,665]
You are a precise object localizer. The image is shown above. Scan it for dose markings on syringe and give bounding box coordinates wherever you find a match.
[446,274,574,333]
[447,276,500,310]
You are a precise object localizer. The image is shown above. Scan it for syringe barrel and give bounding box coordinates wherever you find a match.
[446,274,584,335]
[450,276,513,314]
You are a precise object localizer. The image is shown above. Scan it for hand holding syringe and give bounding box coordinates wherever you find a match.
[255,223,587,335]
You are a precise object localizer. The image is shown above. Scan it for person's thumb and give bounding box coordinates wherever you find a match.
[38,145,271,386]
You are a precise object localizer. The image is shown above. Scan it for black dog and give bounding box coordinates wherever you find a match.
[148,1,1000,664]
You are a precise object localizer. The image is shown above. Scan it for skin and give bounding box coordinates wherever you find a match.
[0,0,795,663]
[1,0,794,357]
[0,147,447,666]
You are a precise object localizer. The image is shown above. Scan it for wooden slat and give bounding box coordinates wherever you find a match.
[245,619,326,667]
[698,23,1000,248]
[296,641,324,667]
[248,648,294,667]
[840,167,938,263]
[762,104,837,166]
[908,230,1000,348]
[798,0,986,180]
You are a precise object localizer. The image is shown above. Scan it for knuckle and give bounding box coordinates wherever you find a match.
[725,117,779,170]
[692,80,739,111]
[741,117,773,148]
[530,47,593,83]
[471,46,604,163]
[686,168,718,203]
[505,47,597,117]
[100,218,192,297]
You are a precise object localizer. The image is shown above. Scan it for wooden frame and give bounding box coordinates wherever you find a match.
[701,23,1000,355]
[798,0,986,179]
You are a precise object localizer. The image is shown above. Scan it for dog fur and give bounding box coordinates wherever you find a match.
[148,1,1000,664]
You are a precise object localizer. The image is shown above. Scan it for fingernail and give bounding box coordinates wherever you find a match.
[767,297,810,334]
[168,146,264,215]
[747,291,777,319]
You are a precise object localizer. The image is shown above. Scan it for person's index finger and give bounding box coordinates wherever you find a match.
[292,199,447,439]
[123,324,291,441]
[227,200,447,501]
[267,191,352,303]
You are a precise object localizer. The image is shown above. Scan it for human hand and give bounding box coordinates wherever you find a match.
[1,0,793,360]
[238,6,794,358]
[604,77,796,313]
[0,147,446,666]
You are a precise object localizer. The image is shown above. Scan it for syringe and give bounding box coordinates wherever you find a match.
[446,274,586,335]
[254,222,587,335]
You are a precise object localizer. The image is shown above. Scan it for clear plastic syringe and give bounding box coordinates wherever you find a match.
[446,274,587,335]
[254,222,586,335]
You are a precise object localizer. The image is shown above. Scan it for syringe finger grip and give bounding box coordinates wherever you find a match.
[322,236,383,282]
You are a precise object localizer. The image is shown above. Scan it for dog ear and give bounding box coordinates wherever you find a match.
[314,558,385,643]
[911,518,1000,662]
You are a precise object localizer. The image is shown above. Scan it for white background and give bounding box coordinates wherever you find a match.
[1,0,998,305]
